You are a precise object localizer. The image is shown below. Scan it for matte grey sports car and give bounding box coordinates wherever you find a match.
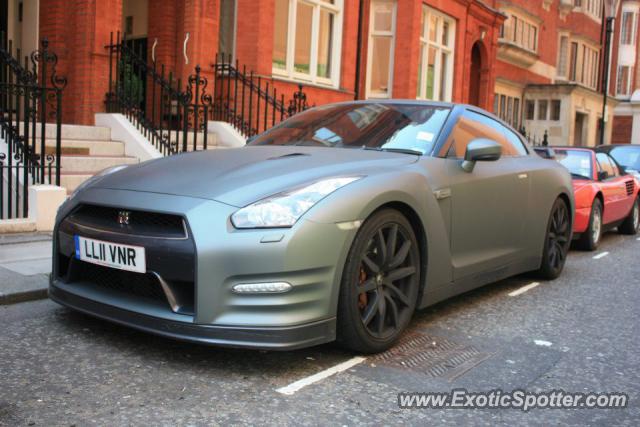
[50,101,574,353]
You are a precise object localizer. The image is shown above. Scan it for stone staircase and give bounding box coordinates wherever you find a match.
[39,123,232,194]
[36,124,139,194]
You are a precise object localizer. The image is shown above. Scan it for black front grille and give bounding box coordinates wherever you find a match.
[64,258,195,315]
[68,204,186,238]
[625,180,634,197]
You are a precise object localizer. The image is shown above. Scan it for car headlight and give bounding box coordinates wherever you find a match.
[70,164,130,199]
[231,176,363,229]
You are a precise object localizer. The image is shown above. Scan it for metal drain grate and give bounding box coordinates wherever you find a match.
[371,331,492,381]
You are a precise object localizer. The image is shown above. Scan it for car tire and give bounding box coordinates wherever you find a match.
[536,197,571,280]
[619,197,640,235]
[336,209,420,354]
[577,198,603,251]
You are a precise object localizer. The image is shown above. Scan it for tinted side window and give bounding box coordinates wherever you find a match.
[501,126,529,156]
[445,111,508,158]
[445,111,526,158]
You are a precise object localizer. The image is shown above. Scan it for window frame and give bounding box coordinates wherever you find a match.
[493,92,522,129]
[499,12,539,53]
[272,0,344,88]
[616,65,634,97]
[444,109,528,159]
[416,5,456,102]
[557,35,569,78]
[365,0,397,99]
[551,100,562,121]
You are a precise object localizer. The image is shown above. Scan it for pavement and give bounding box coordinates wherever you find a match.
[0,233,52,305]
[0,231,638,425]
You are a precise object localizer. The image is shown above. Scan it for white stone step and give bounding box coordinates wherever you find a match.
[59,155,138,173]
[16,122,113,141]
[32,139,126,156]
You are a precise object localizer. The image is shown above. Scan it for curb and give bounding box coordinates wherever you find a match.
[0,288,49,305]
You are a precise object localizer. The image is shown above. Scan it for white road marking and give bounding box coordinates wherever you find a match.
[534,340,553,347]
[637,237,640,241]
[508,282,540,297]
[276,357,366,395]
[593,252,609,260]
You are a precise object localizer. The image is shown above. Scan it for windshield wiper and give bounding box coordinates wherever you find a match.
[361,146,423,156]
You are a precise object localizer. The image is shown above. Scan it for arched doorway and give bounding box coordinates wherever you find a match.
[468,42,482,107]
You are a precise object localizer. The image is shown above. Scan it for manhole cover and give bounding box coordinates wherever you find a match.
[371,331,492,381]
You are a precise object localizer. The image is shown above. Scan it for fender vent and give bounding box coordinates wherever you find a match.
[625,180,634,197]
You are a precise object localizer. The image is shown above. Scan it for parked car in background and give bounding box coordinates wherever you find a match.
[533,147,556,160]
[595,144,640,179]
[50,101,575,353]
[552,147,640,250]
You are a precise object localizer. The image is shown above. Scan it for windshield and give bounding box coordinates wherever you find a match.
[249,103,451,155]
[610,147,640,172]
[554,149,593,180]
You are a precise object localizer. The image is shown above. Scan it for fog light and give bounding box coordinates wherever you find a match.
[232,282,292,294]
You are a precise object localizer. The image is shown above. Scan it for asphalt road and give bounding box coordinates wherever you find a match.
[1,232,639,426]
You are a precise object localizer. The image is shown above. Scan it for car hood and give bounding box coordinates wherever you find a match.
[571,179,593,190]
[92,146,419,207]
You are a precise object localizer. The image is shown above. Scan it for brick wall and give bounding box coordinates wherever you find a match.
[39,0,122,125]
[38,0,505,125]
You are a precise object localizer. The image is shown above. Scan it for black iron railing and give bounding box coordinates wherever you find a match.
[0,33,65,219]
[211,53,309,138]
[105,32,211,155]
[520,127,549,147]
[105,32,310,154]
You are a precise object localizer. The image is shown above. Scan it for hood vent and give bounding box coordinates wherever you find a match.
[268,152,310,160]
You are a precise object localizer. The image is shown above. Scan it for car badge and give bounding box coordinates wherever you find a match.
[117,210,131,226]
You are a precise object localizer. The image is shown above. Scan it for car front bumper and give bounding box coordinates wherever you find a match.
[49,282,336,349]
[50,187,358,350]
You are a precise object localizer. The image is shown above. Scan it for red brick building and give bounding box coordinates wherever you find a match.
[2,0,628,148]
[492,0,617,147]
[2,0,505,127]
[611,0,640,144]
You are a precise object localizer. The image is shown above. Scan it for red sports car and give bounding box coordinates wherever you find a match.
[552,147,640,250]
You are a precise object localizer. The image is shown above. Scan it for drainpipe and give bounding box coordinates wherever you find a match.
[354,0,364,100]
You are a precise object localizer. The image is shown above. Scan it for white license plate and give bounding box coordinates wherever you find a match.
[74,235,146,273]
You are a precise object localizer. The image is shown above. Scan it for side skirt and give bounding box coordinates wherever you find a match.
[417,257,539,310]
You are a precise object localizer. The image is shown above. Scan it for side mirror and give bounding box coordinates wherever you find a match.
[598,171,609,181]
[461,139,502,173]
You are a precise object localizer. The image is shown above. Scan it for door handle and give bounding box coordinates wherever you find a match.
[518,173,528,179]
[434,188,451,200]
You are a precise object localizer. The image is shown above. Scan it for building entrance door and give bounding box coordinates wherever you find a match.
[468,42,482,106]
[574,112,587,146]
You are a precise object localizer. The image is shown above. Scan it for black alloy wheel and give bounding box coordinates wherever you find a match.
[337,209,420,353]
[537,198,571,280]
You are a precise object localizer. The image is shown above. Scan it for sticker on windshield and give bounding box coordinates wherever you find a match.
[417,131,435,142]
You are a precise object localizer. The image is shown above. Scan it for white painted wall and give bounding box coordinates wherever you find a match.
[207,121,246,147]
